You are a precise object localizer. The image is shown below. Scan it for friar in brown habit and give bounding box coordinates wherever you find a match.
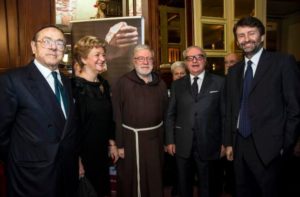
[112,44,168,197]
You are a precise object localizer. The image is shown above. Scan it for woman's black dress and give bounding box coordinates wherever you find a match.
[73,75,115,197]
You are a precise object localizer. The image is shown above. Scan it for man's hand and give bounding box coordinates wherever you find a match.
[109,145,119,163]
[226,146,234,161]
[220,144,226,158]
[166,144,176,156]
[105,22,138,48]
[294,140,300,157]
[78,157,85,178]
[118,148,125,159]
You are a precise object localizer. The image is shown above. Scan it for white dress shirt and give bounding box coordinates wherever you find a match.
[190,71,205,93]
[34,59,67,118]
[237,47,263,129]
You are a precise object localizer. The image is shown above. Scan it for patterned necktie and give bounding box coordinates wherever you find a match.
[192,76,199,99]
[51,71,68,117]
[239,60,253,137]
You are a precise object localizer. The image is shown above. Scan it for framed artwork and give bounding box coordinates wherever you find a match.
[206,57,225,76]
[71,16,145,86]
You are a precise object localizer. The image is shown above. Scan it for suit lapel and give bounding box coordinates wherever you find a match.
[199,72,212,96]
[26,63,66,131]
[236,61,244,97]
[61,74,71,117]
[60,73,74,139]
[184,75,194,98]
[249,50,271,94]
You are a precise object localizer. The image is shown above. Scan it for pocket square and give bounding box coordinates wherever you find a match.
[209,90,219,93]
[175,126,182,129]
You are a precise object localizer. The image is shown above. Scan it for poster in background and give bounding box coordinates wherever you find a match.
[71,16,145,87]
[55,0,123,32]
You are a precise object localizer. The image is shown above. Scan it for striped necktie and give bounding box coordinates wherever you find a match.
[51,71,68,117]
[192,76,199,99]
[239,60,253,137]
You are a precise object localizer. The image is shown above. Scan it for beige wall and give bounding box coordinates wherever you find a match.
[282,12,300,61]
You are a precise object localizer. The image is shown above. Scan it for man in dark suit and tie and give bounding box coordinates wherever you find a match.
[165,46,225,197]
[224,16,300,197]
[0,25,79,197]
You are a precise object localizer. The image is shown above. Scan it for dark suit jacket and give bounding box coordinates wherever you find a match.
[165,72,225,160]
[224,50,300,165]
[0,62,79,197]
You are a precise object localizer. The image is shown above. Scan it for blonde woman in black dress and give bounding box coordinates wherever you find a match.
[73,36,118,197]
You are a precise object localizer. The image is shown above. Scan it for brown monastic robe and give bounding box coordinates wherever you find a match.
[112,70,168,197]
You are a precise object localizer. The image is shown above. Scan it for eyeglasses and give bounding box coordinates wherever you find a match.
[134,56,154,63]
[185,54,205,62]
[36,38,66,51]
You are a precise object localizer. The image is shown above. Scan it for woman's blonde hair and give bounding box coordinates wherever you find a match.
[73,35,106,68]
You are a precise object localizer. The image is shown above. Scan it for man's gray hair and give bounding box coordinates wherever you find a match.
[132,44,154,58]
[182,46,206,59]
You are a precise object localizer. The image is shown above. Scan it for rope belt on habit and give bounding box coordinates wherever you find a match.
[122,121,163,197]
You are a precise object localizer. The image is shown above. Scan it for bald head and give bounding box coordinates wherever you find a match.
[224,53,241,68]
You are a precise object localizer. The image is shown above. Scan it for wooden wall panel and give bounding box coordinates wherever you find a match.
[18,0,53,66]
[6,0,19,69]
[0,0,10,72]
[143,0,160,68]
[0,0,54,72]
[186,0,193,46]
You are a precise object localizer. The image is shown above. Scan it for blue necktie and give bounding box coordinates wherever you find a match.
[52,71,68,117]
[192,76,199,99]
[239,60,253,137]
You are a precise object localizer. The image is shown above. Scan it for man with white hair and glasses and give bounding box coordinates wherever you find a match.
[166,46,225,197]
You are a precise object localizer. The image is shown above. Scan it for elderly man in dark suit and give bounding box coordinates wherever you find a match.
[165,46,225,197]
[0,25,79,197]
[224,16,300,197]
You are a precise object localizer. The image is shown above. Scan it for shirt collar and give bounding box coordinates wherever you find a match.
[34,59,60,78]
[245,47,263,67]
[190,70,205,81]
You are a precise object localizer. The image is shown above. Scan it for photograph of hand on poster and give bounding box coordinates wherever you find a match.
[71,16,145,87]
